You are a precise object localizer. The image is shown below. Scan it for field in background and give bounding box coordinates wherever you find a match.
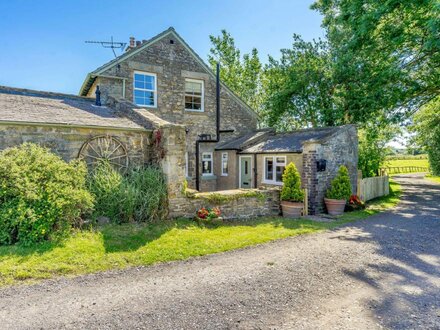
[384,159,429,168]
[382,155,429,174]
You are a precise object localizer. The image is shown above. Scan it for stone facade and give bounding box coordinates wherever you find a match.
[302,125,358,214]
[0,123,150,166]
[169,188,280,220]
[84,29,258,191]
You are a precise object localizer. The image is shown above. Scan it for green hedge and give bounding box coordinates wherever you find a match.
[0,143,93,245]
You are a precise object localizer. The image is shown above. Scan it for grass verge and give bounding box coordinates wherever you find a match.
[0,181,401,287]
[426,175,440,184]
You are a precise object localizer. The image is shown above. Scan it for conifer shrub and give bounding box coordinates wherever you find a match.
[325,165,352,201]
[281,162,304,202]
[0,143,94,245]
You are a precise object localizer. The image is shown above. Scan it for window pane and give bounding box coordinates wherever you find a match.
[276,157,286,164]
[276,165,285,182]
[265,158,273,180]
[135,97,145,105]
[134,74,145,82]
[134,80,145,89]
[202,160,212,174]
[222,161,228,174]
[245,161,248,175]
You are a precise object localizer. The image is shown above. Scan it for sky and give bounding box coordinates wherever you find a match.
[0,0,324,95]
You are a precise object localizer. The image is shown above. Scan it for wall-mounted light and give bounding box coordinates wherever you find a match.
[317,159,327,172]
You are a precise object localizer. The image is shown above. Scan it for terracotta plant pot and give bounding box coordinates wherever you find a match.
[324,198,346,215]
[281,201,304,218]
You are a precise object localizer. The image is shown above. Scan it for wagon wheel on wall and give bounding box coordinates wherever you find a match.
[78,136,129,170]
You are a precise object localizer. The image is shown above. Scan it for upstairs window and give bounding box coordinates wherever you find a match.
[263,156,286,185]
[202,152,213,176]
[185,79,204,112]
[134,72,157,107]
[221,153,228,176]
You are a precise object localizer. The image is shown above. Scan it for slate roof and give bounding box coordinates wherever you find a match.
[215,130,273,150]
[0,86,147,130]
[239,126,342,154]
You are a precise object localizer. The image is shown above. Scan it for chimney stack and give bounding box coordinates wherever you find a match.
[136,41,141,47]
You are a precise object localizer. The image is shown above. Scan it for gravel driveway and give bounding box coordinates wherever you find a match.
[0,174,439,329]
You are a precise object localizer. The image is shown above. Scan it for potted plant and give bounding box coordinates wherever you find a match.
[324,165,352,215]
[280,162,305,218]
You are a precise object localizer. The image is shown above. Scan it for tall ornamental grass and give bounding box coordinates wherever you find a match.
[88,162,168,223]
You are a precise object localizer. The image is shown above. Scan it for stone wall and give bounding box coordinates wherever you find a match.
[0,123,151,166]
[169,188,281,220]
[88,32,258,191]
[303,125,358,214]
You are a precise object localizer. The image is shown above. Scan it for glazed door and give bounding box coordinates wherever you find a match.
[240,156,252,189]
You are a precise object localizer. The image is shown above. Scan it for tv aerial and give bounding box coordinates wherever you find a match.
[85,36,126,57]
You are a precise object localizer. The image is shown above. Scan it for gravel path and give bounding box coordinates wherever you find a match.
[0,174,439,329]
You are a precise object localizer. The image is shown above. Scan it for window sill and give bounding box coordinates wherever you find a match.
[201,175,217,181]
[135,104,157,109]
[262,180,283,186]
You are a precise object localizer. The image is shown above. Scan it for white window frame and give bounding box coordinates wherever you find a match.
[133,71,157,108]
[184,78,204,112]
[221,152,228,176]
[201,152,213,176]
[262,155,287,185]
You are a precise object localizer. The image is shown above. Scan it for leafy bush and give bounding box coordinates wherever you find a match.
[281,162,304,202]
[0,143,94,245]
[88,162,167,223]
[325,165,352,201]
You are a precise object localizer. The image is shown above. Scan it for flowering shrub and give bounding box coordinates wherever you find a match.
[0,143,94,245]
[195,207,222,223]
[346,194,366,211]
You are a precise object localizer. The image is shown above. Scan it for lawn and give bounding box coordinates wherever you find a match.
[426,175,440,184]
[384,158,429,168]
[0,181,401,287]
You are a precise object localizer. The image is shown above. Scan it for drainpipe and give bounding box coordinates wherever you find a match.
[195,62,221,191]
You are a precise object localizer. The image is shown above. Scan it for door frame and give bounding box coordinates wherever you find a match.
[239,155,253,189]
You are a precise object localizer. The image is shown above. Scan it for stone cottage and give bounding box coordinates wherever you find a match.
[0,27,358,215]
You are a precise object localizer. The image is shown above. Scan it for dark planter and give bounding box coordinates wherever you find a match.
[324,198,346,215]
[281,201,304,218]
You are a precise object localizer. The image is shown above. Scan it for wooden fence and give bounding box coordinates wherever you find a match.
[380,166,429,175]
[357,176,390,202]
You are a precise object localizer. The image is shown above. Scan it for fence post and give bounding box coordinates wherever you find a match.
[303,188,308,216]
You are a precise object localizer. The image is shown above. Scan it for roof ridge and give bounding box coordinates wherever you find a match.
[0,85,94,102]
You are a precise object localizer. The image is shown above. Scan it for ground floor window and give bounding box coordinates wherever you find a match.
[221,153,228,176]
[202,152,213,176]
[263,156,286,184]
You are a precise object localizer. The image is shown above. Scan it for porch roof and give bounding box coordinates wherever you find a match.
[239,126,340,154]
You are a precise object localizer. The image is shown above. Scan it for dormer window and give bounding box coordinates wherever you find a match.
[134,71,157,107]
[185,79,204,112]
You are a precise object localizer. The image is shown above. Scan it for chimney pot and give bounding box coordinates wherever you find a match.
[129,36,135,48]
